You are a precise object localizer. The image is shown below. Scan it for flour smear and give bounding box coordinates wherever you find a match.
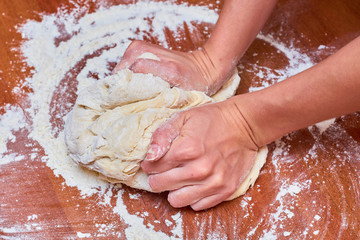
[0,0,336,239]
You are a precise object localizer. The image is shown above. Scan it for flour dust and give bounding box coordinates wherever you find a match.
[0,0,352,239]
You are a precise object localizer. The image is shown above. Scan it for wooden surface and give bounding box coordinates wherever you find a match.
[1,0,360,239]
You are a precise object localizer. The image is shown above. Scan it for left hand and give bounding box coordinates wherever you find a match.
[113,40,232,95]
[141,99,259,210]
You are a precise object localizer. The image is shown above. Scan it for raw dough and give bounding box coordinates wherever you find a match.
[227,146,267,200]
[65,53,267,199]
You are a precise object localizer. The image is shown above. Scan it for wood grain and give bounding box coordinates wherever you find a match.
[0,0,359,239]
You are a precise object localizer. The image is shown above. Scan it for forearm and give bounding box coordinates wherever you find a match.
[204,0,277,87]
[232,36,360,146]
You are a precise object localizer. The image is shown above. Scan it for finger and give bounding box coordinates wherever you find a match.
[112,40,153,73]
[167,180,233,210]
[142,132,204,174]
[143,111,206,174]
[190,193,229,211]
[113,40,170,73]
[129,58,184,88]
[144,113,184,163]
[167,184,219,209]
[159,129,204,163]
[119,51,162,71]
[112,47,141,73]
[146,159,210,191]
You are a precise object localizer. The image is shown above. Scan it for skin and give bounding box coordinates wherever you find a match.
[114,0,360,211]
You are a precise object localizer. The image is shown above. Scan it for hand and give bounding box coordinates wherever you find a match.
[113,40,233,95]
[141,99,259,210]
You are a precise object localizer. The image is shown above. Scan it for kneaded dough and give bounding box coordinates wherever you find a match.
[65,53,267,198]
[226,146,268,200]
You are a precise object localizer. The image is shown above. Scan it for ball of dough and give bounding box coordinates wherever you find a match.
[65,56,266,199]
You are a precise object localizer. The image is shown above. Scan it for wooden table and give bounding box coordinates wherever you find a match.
[1,0,359,239]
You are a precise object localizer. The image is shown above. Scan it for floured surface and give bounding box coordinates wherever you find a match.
[1,0,360,239]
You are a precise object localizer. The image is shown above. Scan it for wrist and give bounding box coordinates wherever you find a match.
[190,47,237,96]
[218,97,260,151]
[227,92,281,147]
[229,80,315,147]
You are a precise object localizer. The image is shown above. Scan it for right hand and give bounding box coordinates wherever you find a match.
[141,98,260,211]
[113,40,233,95]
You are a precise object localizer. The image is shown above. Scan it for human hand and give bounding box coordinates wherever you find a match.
[141,99,259,210]
[113,40,233,95]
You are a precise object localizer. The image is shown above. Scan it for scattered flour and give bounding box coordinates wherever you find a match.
[0,0,348,239]
[77,232,92,238]
[314,118,336,134]
[258,181,311,239]
[5,1,220,238]
[248,34,314,92]
[27,214,38,221]
[0,105,27,158]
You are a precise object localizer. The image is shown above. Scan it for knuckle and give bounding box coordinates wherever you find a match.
[209,171,238,198]
[192,165,211,180]
[176,141,203,160]
[210,172,227,189]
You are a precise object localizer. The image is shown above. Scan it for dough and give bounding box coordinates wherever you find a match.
[226,146,268,200]
[65,53,267,199]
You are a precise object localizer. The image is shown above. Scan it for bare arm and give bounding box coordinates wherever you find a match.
[111,0,360,211]
[114,0,277,95]
[234,36,360,147]
[142,36,360,211]
[140,13,360,209]
[203,0,278,92]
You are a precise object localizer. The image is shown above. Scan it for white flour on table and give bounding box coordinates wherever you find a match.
[0,0,349,239]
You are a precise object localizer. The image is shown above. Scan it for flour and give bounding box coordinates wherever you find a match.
[113,189,183,239]
[314,118,335,134]
[255,181,311,239]
[10,1,221,238]
[0,0,348,239]
[27,214,38,221]
[0,105,26,157]
[77,232,92,238]
[248,34,314,92]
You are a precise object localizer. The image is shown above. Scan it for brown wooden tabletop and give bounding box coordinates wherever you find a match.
[0,0,359,239]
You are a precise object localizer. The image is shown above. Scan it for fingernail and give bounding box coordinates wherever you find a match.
[145,144,162,161]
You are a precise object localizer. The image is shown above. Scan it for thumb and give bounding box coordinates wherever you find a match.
[112,40,159,73]
[145,113,185,162]
[129,58,184,89]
